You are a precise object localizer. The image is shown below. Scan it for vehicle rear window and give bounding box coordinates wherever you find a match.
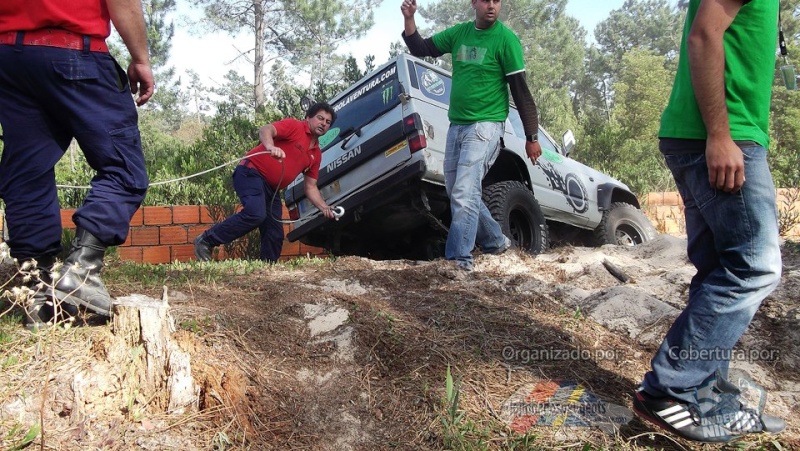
[320,64,401,151]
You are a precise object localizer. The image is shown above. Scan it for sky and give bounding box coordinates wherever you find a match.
[169,0,627,91]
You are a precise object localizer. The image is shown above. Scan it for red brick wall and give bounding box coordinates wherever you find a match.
[1,205,326,264]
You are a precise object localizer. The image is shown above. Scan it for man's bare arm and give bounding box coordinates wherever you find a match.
[106,0,154,105]
[689,0,745,192]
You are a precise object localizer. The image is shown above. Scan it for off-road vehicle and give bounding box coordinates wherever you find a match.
[284,53,657,259]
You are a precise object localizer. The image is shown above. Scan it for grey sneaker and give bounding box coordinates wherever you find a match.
[194,235,213,261]
[486,236,512,255]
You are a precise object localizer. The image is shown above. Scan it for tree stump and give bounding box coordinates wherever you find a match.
[112,294,199,414]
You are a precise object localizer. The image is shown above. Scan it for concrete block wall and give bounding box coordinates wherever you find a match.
[0,205,326,264]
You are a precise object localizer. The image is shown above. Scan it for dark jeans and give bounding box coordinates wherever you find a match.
[202,166,284,262]
[0,44,148,259]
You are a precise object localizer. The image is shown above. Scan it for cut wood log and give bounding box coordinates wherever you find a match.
[602,259,632,283]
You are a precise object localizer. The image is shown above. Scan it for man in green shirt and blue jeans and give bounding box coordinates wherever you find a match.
[400,0,541,272]
[633,0,785,442]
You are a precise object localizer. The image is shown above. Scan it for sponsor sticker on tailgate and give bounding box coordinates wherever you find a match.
[384,142,405,158]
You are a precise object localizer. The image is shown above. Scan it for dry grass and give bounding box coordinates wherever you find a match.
[1,243,798,450]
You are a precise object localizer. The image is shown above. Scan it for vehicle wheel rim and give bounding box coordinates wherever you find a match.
[615,221,645,246]
[509,209,533,250]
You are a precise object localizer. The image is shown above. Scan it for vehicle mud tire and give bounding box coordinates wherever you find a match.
[483,181,549,254]
[592,202,658,246]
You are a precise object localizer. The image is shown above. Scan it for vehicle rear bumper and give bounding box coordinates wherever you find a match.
[287,160,428,242]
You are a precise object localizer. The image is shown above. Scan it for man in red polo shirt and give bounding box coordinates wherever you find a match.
[194,103,338,262]
[0,0,154,328]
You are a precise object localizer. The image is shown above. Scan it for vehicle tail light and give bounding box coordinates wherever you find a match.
[407,132,427,152]
[403,113,427,153]
[288,207,299,221]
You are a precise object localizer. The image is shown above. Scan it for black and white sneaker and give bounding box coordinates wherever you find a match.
[633,389,715,442]
[633,388,785,443]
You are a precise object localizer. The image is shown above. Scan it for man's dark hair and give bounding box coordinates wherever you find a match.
[306,102,337,125]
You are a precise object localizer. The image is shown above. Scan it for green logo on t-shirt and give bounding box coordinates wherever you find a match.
[456,45,487,64]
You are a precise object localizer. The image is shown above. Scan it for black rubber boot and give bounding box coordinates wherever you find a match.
[193,234,213,261]
[52,228,113,316]
[21,256,78,330]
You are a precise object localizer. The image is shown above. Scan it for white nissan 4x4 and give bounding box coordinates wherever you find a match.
[284,53,657,259]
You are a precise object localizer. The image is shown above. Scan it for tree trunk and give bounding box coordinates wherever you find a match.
[254,0,266,110]
[112,294,199,414]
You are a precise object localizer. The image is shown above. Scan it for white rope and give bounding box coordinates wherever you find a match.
[52,150,339,225]
[54,151,272,189]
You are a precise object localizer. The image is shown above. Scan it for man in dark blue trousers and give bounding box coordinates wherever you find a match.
[0,0,154,328]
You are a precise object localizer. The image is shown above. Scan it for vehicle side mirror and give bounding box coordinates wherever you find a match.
[562,129,576,156]
[300,95,314,112]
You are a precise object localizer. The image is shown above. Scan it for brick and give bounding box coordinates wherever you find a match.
[200,206,215,224]
[173,205,200,224]
[663,192,682,206]
[129,208,144,226]
[171,244,196,262]
[143,206,172,225]
[116,246,143,263]
[160,226,188,245]
[188,225,212,238]
[281,240,301,257]
[61,209,76,229]
[646,192,664,206]
[130,227,160,246]
[142,246,171,264]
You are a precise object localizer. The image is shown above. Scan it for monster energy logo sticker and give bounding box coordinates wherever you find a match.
[382,85,393,105]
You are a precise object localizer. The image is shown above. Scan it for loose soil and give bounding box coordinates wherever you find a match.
[1,235,799,450]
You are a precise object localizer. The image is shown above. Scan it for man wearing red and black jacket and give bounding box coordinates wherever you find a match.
[0,0,154,328]
[194,103,339,263]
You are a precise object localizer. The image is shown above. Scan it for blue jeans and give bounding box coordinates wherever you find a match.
[444,122,507,270]
[642,143,782,404]
[202,166,284,262]
[0,44,147,259]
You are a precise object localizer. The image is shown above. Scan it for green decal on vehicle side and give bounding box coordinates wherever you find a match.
[319,128,339,148]
[541,148,563,164]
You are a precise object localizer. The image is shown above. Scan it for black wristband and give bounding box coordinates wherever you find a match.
[526,134,538,143]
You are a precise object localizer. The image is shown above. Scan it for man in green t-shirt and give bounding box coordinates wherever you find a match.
[400,0,541,273]
[632,0,785,442]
